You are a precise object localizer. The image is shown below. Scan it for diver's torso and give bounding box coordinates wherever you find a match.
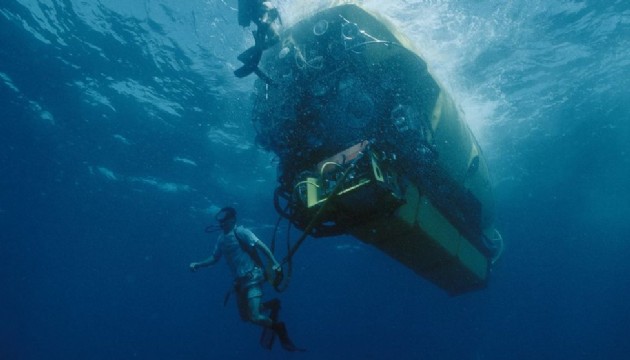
[218,226,256,278]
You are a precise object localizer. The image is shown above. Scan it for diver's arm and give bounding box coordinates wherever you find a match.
[190,243,222,272]
[189,255,220,272]
[254,240,281,270]
[239,226,282,269]
[191,236,223,272]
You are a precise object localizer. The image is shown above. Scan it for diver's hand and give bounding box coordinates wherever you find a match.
[272,263,284,287]
[189,262,199,272]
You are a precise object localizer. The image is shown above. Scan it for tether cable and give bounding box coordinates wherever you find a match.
[275,153,363,292]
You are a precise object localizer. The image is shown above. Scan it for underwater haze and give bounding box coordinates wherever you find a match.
[1,0,629,359]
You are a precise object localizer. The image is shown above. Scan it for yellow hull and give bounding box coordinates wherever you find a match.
[253,4,499,295]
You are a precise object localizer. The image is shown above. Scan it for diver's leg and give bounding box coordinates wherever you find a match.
[235,287,250,321]
[262,298,281,312]
[246,284,272,327]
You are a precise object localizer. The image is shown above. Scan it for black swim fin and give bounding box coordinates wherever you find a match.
[260,327,275,350]
[260,299,281,350]
[271,322,306,352]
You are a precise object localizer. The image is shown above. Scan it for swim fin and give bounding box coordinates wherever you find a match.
[260,326,275,350]
[259,299,281,350]
[271,322,306,352]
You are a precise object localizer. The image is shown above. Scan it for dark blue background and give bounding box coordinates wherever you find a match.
[1,1,629,359]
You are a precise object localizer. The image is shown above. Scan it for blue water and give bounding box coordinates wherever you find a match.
[1,1,629,359]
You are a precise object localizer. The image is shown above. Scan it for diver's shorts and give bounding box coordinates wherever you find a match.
[236,267,264,298]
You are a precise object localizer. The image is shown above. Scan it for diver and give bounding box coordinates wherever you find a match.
[234,0,281,80]
[189,206,304,352]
